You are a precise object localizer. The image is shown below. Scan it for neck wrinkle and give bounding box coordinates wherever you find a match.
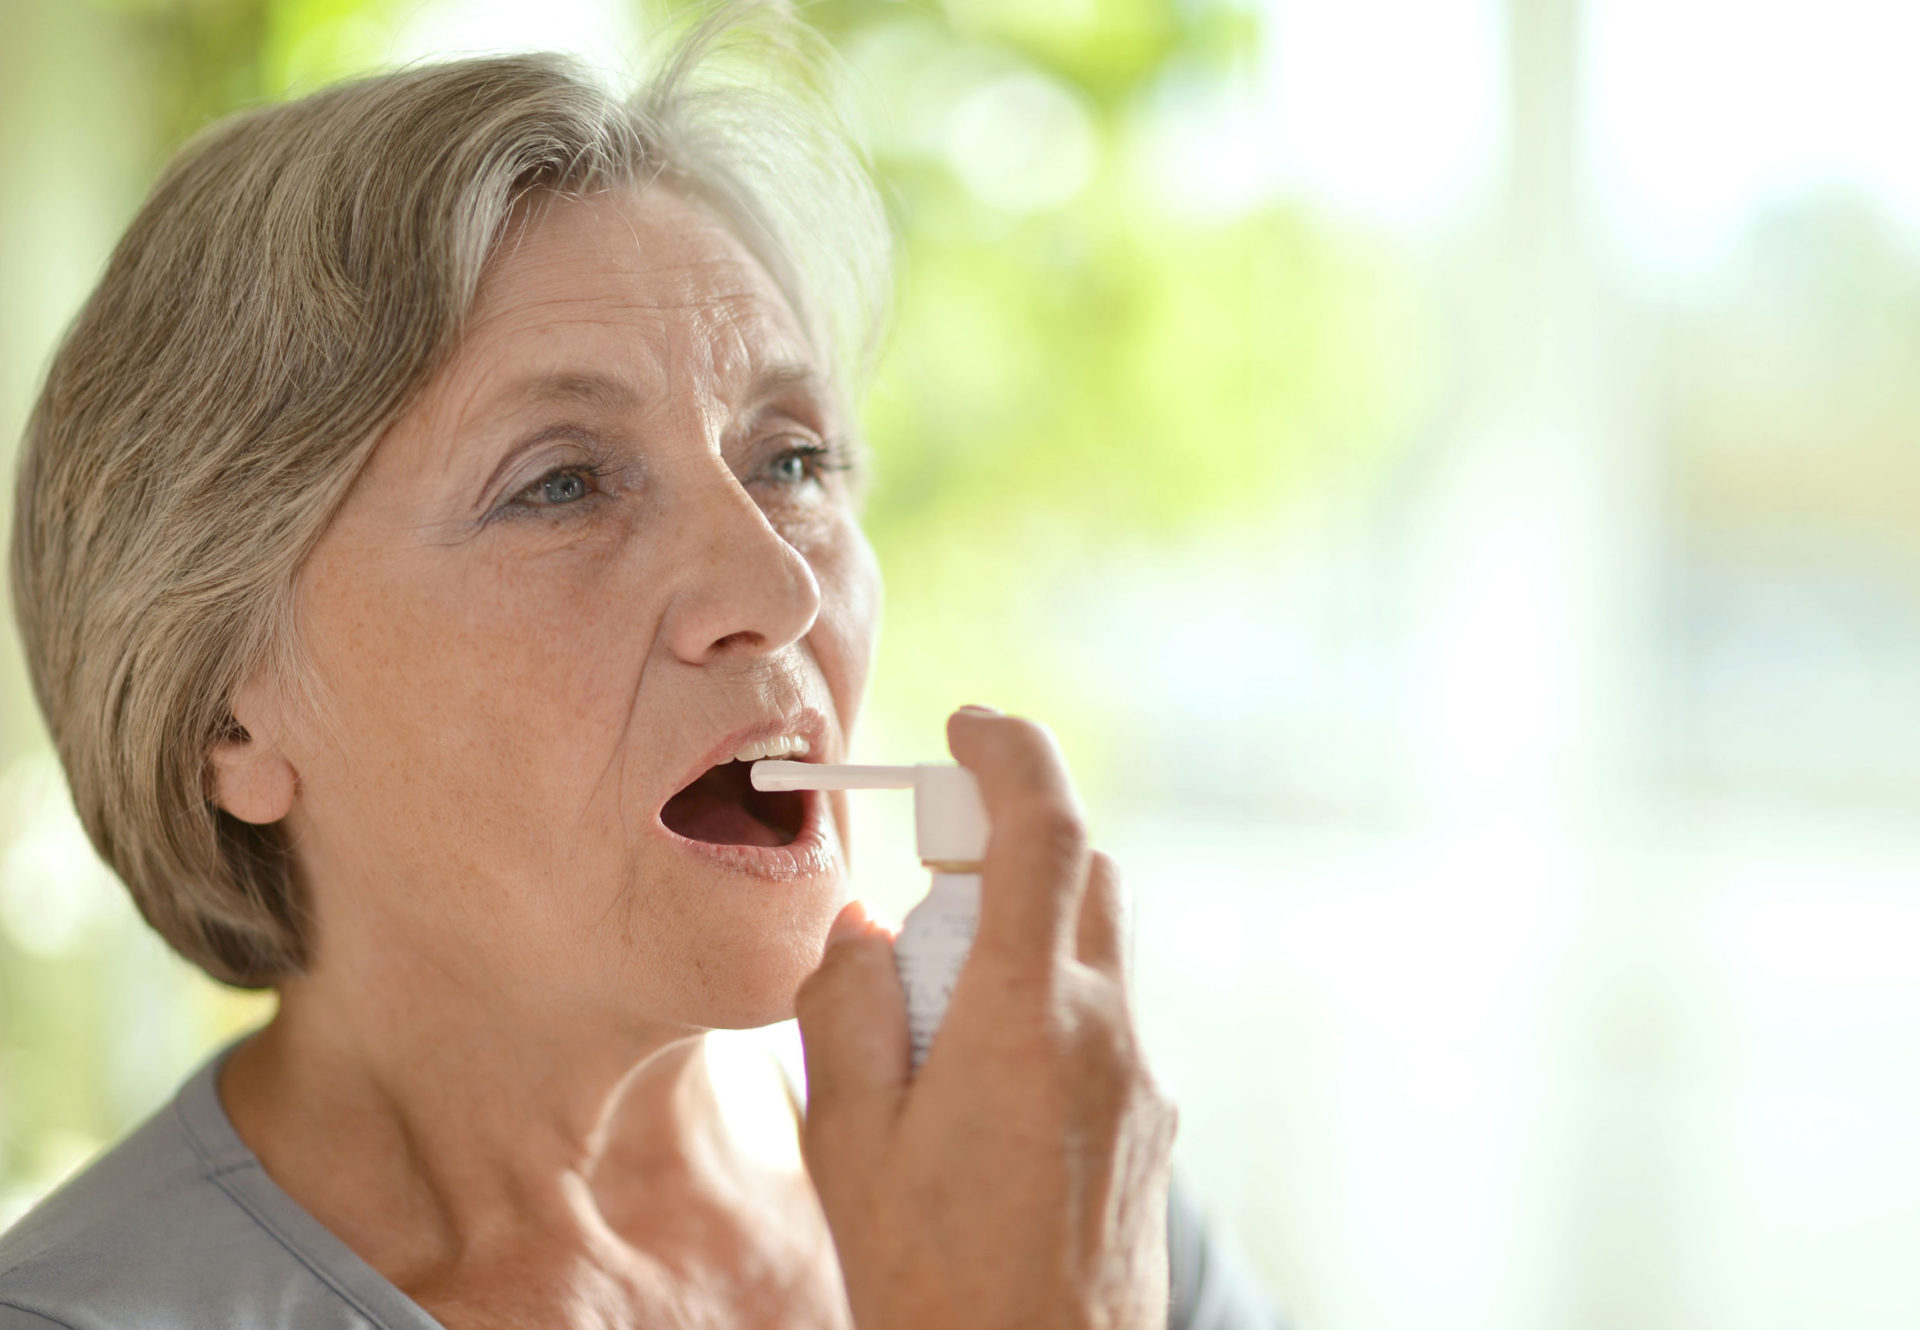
[220,971,756,1283]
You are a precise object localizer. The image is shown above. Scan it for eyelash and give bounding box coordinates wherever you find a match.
[770,439,856,488]
[502,438,856,517]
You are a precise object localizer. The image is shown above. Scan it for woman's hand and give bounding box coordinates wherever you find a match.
[794,707,1179,1330]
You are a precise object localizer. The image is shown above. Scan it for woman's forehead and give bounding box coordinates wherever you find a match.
[455,185,817,393]
[374,186,832,492]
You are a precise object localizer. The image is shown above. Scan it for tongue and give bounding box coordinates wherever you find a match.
[666,785,788,848]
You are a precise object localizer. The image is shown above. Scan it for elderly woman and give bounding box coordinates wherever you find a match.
[0,10,1275,1329]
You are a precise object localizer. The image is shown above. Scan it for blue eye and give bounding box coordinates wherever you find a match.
[771,451,811,485]
[767,440,853,489]
[512,465,603,511]
[538,471,589,503]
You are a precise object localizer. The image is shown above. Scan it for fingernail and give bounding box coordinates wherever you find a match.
[957,704,1000,716]
[827,899,870,947]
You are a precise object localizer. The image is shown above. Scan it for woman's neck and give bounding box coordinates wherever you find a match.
[218,970,825,1323]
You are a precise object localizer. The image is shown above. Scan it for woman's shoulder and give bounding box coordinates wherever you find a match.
[0,1040,425,1330]
[0,1078,224,1325]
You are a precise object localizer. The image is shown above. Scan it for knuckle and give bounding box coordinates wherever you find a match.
[1137,1069,1180,1142]
[1062,983,1141,1089]
[1010,800,1089,858]
[1093,1026,1139,1089]
[1156,1091,1181,1147]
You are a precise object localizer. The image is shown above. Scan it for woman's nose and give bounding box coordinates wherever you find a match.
[657,468,823,665]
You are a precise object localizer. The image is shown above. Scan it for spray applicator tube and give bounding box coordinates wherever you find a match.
[751,760,989,1072]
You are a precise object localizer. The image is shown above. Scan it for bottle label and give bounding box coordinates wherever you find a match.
[892,873,982,1072]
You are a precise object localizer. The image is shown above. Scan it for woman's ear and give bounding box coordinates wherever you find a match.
[207,675,297,825]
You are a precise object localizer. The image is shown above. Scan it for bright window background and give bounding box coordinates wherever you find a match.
[2,1,1917,1326]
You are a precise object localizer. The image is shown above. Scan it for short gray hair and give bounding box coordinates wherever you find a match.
[8,4,892,988]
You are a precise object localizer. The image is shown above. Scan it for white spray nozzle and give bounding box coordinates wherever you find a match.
[751,760,989,865]
[749,761,914,791]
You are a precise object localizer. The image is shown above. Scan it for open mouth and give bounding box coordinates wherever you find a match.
[659,759,808,848]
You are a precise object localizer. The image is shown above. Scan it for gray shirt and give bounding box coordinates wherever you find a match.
[0,1035,1280,1328]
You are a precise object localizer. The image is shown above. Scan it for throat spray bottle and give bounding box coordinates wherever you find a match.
[750,760,988,1072]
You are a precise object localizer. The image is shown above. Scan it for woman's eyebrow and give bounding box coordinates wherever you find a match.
[487,369,648,416]
[484,363,814,416]
[743,359,826,409]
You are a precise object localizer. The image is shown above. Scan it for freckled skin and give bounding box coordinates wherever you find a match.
[210,186,881,1328]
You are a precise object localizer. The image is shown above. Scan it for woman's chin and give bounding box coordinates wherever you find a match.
[662,914,842,1032]
[676,977,808,1033]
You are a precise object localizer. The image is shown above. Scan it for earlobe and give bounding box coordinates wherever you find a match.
[208,731,297,824]
[207,682,298,825]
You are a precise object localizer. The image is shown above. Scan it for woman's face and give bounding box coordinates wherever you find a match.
[252,185,881,1033]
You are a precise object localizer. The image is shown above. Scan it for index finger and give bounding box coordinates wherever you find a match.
[944,707,1091,970]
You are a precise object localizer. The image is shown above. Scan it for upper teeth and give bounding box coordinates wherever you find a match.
[731,733,812,763]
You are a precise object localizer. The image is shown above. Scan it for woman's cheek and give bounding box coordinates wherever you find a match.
[806,518,882,734]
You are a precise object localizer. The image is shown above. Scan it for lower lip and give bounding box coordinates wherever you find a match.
[654,785,838,882]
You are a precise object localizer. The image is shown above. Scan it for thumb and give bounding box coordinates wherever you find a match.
[794,902,908,1169]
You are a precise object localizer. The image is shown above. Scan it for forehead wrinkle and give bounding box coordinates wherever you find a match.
[573,208,772,300]
[680,282,817,401]
[598,279,766,322]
